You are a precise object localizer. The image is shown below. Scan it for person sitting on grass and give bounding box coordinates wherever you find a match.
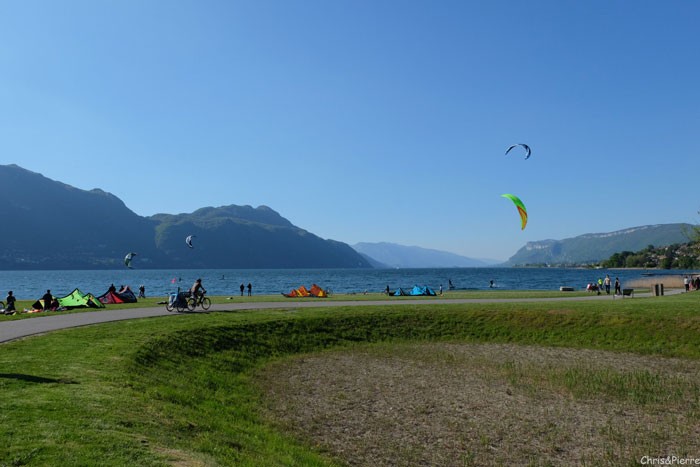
[5,290,16,315]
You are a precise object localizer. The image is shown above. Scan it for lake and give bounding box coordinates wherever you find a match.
[0,267,692,300]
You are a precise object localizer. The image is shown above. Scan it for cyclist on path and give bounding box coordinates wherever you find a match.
[191,278,206,304]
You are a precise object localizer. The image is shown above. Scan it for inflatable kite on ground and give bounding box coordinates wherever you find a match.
[505,143,531,160]
[186,235,195,248]
[124,252,137,268]
[501,194,528,230]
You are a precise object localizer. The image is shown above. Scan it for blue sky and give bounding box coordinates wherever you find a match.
[1,1,698,261]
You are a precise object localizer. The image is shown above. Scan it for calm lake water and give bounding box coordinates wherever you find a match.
[0,268,693,300]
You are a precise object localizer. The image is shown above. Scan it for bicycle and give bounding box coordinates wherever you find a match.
[186,291,211,311]
[166,289,191,312]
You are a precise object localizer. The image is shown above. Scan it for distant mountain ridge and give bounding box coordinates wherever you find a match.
[352,242,499,268]
[0,164,370,269]
[505,224,696,266]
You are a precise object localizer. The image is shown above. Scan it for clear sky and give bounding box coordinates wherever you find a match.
[1,1,698,262]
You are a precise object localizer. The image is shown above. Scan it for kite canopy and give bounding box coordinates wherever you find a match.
[505,143,531,160]
[409,285,437,296]
[98,286,138,304]
[501,194,528,230]
[283,285,311,298]
[57,289,105,309]
[186,235,195,248]
[309,284,328,298]
[283,284,329,298]
[124,252,137,268]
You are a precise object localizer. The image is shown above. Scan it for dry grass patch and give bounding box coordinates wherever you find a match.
[256,343,700,466]
[625,275,688,289]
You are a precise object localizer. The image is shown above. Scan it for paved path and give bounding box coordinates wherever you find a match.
[0,290,678,344]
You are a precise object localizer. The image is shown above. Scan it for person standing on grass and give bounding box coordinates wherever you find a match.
[684,275,690,292]
[247,283,252,296]
[42,290,53,310]
[240,283,245,296]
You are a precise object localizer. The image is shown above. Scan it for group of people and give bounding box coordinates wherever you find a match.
[4,288,85,315]
[683,275,700,292]
[4,289,60,314]
[189,279,253,300]
[239,282,252,296]
[587,275,621,295]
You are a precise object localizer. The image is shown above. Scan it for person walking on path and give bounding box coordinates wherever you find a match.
[614,277,621,295]
[604,275,611,294]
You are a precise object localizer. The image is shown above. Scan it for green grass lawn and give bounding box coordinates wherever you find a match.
[1,292,698,465]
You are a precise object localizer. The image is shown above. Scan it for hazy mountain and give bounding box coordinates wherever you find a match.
[356,253,390,269]
[0,164,371,270]
[353,242,499,268]
[505,224,696,266]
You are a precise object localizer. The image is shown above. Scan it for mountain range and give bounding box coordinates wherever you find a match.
[504,224,696,266]
[0,165,370,270]
[0,164,694,270]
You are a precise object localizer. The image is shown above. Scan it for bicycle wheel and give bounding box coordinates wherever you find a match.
[186,297,197,312]
[200,297,211,310]
[165,301,174,312]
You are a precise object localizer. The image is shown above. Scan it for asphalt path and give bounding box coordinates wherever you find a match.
[0,290,675,344]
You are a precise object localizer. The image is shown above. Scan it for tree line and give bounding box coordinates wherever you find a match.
[601,225,700,269]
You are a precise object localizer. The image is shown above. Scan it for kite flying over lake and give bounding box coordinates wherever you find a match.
[124,252,137,268]
[501,194,528,230]
[505,143,531,160]
[186,235,196,248]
